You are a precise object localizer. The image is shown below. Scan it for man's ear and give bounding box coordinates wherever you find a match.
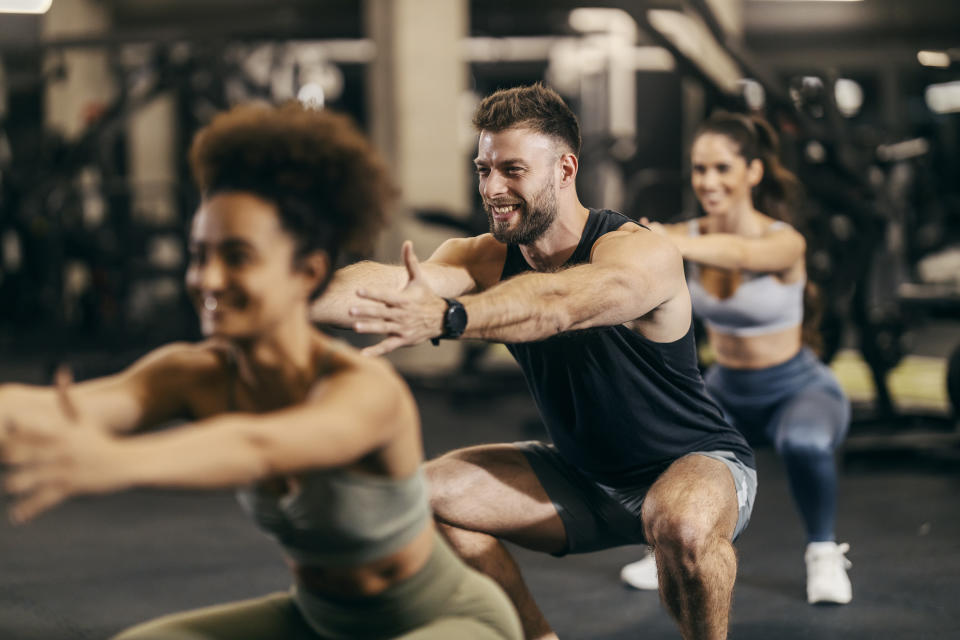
[559,152,579,188]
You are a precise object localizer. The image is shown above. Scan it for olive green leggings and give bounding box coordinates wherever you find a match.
[111,537,522,640]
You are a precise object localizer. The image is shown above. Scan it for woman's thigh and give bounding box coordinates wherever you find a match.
[398,617,509,640]
[112,592,317,640]
[396,565,523,640]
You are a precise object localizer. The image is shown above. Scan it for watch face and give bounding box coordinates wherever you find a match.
[445,299,467,337]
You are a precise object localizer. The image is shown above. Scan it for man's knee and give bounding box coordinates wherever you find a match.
[641,458,739,562]
[644,499,716,561]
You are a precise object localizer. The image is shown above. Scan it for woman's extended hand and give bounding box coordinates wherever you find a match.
[1,368,131,523]
[639,217,668,236]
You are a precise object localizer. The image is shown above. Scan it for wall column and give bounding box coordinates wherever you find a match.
[365,0,470,373]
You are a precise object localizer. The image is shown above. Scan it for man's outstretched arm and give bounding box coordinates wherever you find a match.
[310,236,494,328]
[311,260,413,328]
[351,227,685,355]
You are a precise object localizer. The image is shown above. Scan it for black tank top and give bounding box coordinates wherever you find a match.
[502,209,755,486]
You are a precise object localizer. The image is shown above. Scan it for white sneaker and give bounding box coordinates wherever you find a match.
[620,552,659,590]
[805,541,852,604]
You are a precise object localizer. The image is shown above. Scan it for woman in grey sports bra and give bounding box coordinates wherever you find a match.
[621,112,853,606]
[0,103,521,640]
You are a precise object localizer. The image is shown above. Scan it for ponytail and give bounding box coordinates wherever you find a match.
[749,115,802,224]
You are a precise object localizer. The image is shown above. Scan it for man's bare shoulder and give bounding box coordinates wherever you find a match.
[432,233,506,265]
[427,233,507,292]
[446,232,505,254]
[592,221,678,259]
[613,219,646,236]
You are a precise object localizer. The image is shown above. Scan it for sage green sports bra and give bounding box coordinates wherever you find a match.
[223,345,431,567]
[236,467,431,567]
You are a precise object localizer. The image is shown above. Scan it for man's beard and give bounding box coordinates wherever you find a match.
[485,176,558,245]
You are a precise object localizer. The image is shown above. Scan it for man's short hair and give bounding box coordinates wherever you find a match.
[472,82,582,157]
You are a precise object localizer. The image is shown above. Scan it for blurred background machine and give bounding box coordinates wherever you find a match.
[0,0,958,437]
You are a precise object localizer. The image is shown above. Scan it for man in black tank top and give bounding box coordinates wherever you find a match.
[312,84,756,640]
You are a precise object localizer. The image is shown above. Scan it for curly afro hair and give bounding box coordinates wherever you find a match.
[189,102,395,261]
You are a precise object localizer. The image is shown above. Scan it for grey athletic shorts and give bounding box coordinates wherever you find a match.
[516,441,757,556]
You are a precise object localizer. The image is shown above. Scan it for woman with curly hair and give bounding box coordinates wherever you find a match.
[0,102,522,640]
[620,112,852,605]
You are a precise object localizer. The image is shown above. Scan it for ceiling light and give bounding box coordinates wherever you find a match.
[834,78,863,117]
[0,0,51,14]
[917,51,951,68]
[925,81,960,114]
[738,79,766,111]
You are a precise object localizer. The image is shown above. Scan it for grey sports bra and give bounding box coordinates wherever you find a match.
[224,345,431,567]
[236,467,431,567]
[685,220,804,337]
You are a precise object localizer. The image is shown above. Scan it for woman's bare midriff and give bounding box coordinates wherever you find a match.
[708,325,803,370]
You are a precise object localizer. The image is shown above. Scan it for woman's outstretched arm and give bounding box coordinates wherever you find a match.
[1,351,411,523]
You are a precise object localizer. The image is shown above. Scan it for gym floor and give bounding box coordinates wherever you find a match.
[1,342,958,639]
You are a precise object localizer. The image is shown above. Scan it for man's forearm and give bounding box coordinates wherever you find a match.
[460,274,566,343]
[458,266,637,344]
[312,261,409,326]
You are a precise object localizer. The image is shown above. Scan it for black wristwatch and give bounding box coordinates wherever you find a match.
[431,298,467,346]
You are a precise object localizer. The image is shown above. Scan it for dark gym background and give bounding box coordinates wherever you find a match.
[1,1,958,638]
